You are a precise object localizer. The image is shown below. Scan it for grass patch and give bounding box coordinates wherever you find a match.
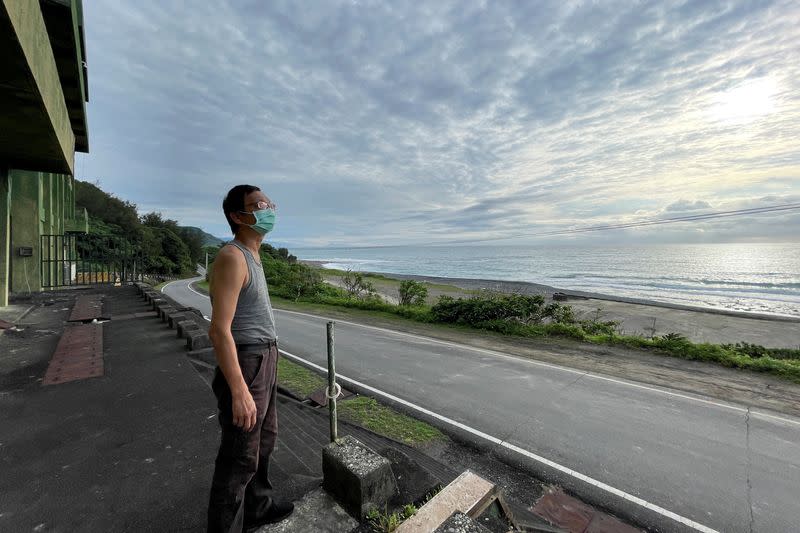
[276,358,446,447]
[277,358,327,398]
[338,396,446,446]
[196,279,209,293]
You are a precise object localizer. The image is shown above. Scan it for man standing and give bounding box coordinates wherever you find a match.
[207,185,293,532]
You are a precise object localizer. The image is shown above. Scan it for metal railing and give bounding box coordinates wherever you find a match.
[40,233,145,288]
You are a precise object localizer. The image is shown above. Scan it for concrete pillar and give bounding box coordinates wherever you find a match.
[9,170,42,294]
[322,435,398,518]
[0,168,10,306]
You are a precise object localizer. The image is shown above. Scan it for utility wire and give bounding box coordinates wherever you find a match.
[420,202,800,246]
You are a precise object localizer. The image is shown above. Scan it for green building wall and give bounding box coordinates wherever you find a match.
[5,171,86,301]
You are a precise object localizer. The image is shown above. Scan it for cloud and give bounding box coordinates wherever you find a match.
[665,199,713,212]
[79,0,800,247]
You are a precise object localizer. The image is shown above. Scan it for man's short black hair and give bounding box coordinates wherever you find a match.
[223,184,261,234]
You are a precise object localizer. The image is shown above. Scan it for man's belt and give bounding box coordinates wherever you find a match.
[235,339,278,353]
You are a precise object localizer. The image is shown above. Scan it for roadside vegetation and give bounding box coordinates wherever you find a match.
[365,486,442,532]
[276,358,445,446]
[200,249,800,384]
[337,397,446,446]
[276,357,327,397]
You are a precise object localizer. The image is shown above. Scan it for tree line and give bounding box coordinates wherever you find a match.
[76,180,304,281]
[76,180,206,277]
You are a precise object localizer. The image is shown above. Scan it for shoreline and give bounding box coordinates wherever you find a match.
[300,260,800,323]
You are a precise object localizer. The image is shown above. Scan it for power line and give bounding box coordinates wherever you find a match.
[421,202,800,246]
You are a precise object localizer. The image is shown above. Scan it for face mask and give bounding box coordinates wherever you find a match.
[242,208,276,235]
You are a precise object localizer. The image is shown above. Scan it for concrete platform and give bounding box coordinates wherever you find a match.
[0,302,34,331]
[0,286,220,531]
[258,488,358,533]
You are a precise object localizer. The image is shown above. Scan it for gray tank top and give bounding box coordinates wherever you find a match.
[216,240,278,344]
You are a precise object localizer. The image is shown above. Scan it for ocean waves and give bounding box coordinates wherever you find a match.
[296,243,800,318]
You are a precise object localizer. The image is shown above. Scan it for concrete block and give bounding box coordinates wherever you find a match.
[143,291,156,302]
[186,347,216,367]
[396,471,497,533]
[186,331,212,350]
[322,435,397,519]
[167,312,188,329]
[150,298,165,311]
[177,320,201,339]
[157,305,175,322]
[433,512,492,533]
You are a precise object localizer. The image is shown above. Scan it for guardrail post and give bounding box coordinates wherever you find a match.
[327,321,338,443]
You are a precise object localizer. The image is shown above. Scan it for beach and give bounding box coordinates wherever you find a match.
[301,260,800,348]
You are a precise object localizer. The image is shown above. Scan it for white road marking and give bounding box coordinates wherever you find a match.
[160,279,184,294]
[162,277,209,299]
[187,283,208,299]
[279,347,720,533]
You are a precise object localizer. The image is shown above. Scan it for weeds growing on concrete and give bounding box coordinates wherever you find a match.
[366,503,417,532]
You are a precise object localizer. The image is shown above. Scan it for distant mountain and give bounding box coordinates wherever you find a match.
[180,226,227,247]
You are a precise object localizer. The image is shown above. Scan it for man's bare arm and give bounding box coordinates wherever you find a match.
[208,247,257,431]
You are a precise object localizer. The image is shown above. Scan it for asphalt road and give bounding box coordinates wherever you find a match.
[164,277,800,533]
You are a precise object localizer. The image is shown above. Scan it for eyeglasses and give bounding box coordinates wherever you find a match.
[243,200,276,211]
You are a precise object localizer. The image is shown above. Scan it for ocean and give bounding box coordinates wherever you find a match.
[293,243,800,318]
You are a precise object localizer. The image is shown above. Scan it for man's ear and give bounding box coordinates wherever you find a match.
[230,212,245,226]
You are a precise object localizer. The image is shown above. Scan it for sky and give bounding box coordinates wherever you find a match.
[79,0,800,248]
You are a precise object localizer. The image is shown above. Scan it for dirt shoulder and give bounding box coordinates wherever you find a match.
[271,296,800,419]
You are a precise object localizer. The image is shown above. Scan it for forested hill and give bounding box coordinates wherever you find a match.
[74,180,303,279]
[180,226,225,247]
[75,180,210,276]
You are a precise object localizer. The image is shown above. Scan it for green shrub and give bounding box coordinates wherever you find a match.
[283,265,323,300]
[430,293,576,327]
[721,342,800,361]
[342,269,377,299]
[579,319,618,336]
[398,280,428,306]
[313,293,434,322]
[545,303,577,324]
[653,332,691,353]
[260,255,326,301]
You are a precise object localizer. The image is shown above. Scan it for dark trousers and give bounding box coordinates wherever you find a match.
[207,344,279,533]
